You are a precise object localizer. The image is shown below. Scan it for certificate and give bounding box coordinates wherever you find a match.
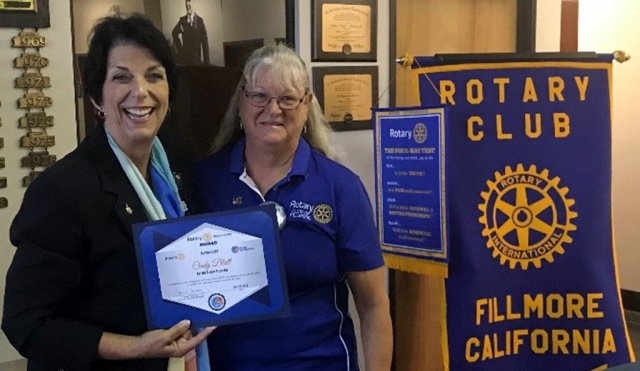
[321,3,371,54]
[133,204,290,329]
[312,0,377,62]
[323,74,373,122]
[313,66,378,131]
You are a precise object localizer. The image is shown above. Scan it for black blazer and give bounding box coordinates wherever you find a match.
[2,125,200,371]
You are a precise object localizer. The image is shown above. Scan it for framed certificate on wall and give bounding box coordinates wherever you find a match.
[313,66,378,131]
[311,0,377,62]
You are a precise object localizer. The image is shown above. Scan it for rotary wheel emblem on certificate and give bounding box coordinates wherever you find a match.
[478,164,578,270]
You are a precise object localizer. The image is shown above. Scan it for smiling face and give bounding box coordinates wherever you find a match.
[239,70,310,153]
[95,44,169,156]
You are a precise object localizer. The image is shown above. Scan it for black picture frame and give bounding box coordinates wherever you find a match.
[313,66,378,131]
[0,0,50,28]
[311,0,377,62]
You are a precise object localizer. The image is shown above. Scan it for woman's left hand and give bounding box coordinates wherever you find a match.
[97,320,216,360]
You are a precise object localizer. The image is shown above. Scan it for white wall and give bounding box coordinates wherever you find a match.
[578,0,640,292]
[222,0,286,45]
[295,0,389,200]
[0,0,78,362]
[535,0,562,52]
[159,0,225,66]
[73,0,146,53]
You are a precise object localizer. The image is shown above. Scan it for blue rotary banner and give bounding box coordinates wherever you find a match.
[373,107,449,276]
[410,56,635,370]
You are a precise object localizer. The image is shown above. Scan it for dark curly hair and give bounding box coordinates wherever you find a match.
[82,13,177,106]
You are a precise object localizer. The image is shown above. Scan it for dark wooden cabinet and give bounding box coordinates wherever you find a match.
[166,65,242,158]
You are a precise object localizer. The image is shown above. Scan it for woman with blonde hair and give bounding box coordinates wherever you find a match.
[196,45,392,371]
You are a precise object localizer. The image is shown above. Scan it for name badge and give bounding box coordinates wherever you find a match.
[21,152,56,168]
[22,171,41,187]
[18,92,53,108]
[15,53,49,68]
[19,112,54,129]
[12,31,47,48]
[0,0,36,11]
[16,72,51,89]
[20,132,55,148]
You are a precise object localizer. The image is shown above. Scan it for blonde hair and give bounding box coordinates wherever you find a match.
[210,45,342,162]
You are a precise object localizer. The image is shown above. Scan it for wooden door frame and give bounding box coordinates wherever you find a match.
[388,0,537,108]
[386,1,537,369]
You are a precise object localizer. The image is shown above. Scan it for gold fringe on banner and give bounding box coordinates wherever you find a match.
[383,253,448,278]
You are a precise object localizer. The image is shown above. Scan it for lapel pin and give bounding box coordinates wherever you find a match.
[125,204,133,215]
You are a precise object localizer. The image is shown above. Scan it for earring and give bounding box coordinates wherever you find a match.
[97,110,105,120]
[303,122,308,134]
[239,120,244,130]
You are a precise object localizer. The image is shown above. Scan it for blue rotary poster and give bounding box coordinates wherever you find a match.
[407,56,635,370]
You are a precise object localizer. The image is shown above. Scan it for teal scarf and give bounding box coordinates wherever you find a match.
[106,130,185,221]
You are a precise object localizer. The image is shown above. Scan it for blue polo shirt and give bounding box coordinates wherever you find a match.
[195,138,384,371]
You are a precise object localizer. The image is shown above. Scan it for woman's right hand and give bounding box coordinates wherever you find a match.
[98,320,216,360]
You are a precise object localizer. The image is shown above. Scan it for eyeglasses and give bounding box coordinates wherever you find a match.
[242,86,306,110]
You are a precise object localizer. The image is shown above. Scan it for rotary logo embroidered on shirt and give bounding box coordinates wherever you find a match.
[289,200,333,224]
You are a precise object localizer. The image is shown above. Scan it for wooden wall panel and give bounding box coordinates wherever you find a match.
[560,0,579,52]
[393,1,517,370]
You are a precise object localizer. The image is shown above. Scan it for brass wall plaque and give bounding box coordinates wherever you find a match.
[22,171,40,187]
[0,157,4,168]
[16,72,51,88]
[0,0,36,11]
[21,151,56,167]
[12,31,47,48]
[19,112,53,128]
[20,132,54,148]
[18,92,52,108]
[0,177,6,188]
[15,53,48,68]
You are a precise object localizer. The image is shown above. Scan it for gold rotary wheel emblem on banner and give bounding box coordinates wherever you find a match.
[478,164,577,270]
[413,123,427,144]
[313,204,333,224]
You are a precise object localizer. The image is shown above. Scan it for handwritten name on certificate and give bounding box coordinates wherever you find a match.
[156,223,267,314]
[322,4,371,53]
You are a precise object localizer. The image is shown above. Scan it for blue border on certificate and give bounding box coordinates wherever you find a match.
[373,106,449,263]
[133,204,290,329]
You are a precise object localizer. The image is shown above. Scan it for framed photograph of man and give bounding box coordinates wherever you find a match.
[160,0,224,66]
[160,0,293,67]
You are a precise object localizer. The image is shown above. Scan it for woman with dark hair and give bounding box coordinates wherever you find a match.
[2,13,213,371]
[196,45,392,371]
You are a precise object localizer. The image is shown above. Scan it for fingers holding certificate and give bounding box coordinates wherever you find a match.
[133,204,290,329]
